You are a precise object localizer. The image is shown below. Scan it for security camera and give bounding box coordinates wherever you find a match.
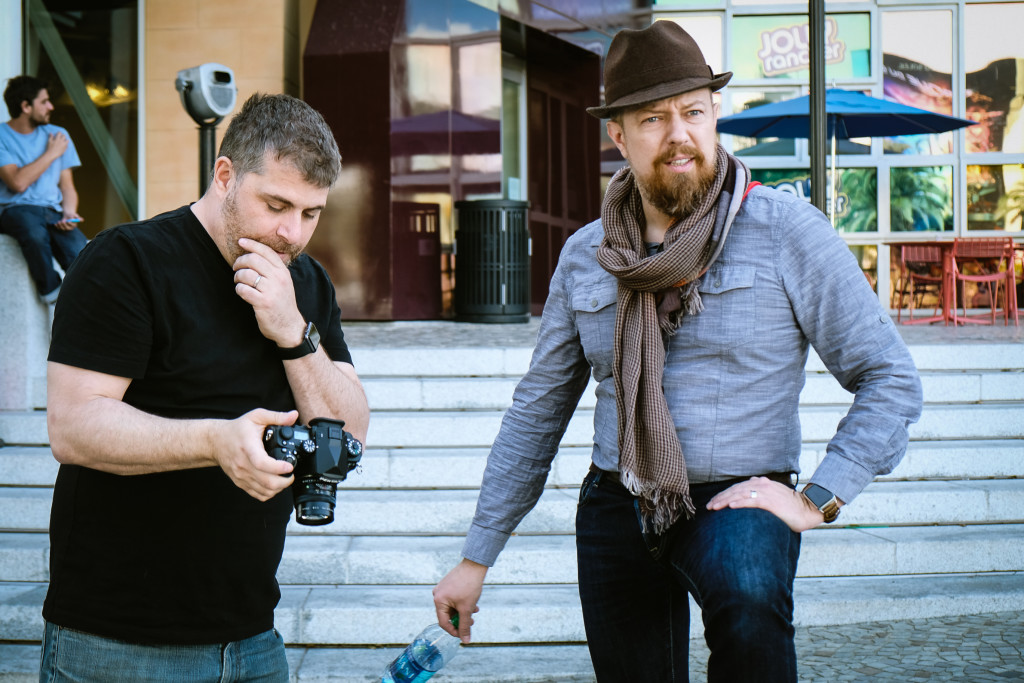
[175,63,237,123]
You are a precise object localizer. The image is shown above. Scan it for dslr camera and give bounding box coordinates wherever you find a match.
[263,418,363,526]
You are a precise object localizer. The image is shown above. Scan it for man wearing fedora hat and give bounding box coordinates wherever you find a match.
[434,21,921,681]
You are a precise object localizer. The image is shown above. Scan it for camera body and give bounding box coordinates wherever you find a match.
[263,418,363,526]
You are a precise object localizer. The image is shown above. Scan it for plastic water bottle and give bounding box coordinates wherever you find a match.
[381,618,462,682]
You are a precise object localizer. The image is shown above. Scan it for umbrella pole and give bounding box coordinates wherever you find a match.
[829,130,837,227]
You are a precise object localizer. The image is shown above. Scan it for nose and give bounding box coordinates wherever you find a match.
[276,211,303,244]
[666,111,691,146]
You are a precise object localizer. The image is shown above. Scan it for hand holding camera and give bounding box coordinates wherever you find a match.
[263,417,363,525]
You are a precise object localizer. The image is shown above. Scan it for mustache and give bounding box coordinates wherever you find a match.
[656,145,705,166]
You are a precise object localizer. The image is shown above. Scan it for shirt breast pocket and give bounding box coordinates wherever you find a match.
[570,279,618,370]
[677,265,757,349]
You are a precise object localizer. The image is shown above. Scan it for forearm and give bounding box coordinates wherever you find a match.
[47,392,219,475]
[59,174,78,215]
[0,156,56,195]
[284,352,369,442]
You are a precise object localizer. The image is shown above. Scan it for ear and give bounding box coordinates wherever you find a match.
[19,100,31,116]
[607,120,629,160]
[209,156,235,196]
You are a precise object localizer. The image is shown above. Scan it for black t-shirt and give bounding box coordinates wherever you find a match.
[43,205,353,644]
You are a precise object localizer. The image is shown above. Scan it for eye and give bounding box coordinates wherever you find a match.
[303,210,320,221]
[267,204,285,213]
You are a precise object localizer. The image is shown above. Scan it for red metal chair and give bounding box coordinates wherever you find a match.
[950,237,1018,326]
[897,244,947,325]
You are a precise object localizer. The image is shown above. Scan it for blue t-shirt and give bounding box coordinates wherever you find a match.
[0,121,81,211]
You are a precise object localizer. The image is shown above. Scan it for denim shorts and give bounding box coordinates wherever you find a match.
[39,621,288,683]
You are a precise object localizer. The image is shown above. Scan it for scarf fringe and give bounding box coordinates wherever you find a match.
[621,469,697,535]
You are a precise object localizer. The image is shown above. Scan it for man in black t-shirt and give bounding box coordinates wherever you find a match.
[41,93,370,682]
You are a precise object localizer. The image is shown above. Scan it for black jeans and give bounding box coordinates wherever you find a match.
[576,469,801,682]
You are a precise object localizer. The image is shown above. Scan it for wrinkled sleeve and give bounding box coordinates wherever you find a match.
[778,201,923,505]
[462,261,593,566]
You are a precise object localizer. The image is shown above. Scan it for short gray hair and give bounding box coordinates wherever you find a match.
[217,93,341,188]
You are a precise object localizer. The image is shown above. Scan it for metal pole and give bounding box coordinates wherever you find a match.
[808,0,827,215]
[199,123,217,197]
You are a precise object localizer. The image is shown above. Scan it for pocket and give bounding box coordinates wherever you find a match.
[578,469,601,508]
[677,265,758,349]
[570,279,618,370]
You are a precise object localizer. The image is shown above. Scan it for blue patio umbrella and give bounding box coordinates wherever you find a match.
[717,89,976,222]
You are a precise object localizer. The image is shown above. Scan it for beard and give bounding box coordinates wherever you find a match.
[634,144,717,221]
[221,186,303,265]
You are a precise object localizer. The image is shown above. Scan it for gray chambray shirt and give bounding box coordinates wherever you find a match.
[463,185,923,566]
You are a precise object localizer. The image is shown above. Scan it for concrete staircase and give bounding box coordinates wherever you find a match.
[1,322,1023,681]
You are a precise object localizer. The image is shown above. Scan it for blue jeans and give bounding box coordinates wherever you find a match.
[0,205,87,298]
[39,621,289,682]
[576,469,801,682]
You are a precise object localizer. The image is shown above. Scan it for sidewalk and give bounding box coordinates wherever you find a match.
[688,609,1024,682]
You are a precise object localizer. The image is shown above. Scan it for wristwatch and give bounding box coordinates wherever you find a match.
[802,483,841,523]
[277,321,320,360]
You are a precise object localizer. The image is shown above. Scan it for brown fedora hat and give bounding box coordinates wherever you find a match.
[587,21,732,119]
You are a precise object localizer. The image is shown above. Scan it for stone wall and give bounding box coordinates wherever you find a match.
[0,235,49,412]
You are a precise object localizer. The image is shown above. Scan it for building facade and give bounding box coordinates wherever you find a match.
[3,0,1021,319]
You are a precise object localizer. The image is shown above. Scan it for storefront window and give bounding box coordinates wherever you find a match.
[749,167,877,233]
[967,164,1024,232]
[727,89,798,157]
[881,10,954,156]
[849,245,878,293]
[890,166,953,232]
[731,14,870,82]
[965,3,1024,154]
[23,0,138,229]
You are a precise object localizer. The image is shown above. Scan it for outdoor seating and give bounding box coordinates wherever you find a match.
[950,237,1019,326]
[897,244,948,325]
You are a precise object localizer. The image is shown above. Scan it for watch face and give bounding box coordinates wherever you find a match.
[305,322,320,350]
[804,484,834,509]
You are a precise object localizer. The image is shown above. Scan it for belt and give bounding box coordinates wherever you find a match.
[588,463,796,489]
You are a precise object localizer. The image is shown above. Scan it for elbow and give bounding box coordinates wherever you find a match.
[46,411,83,465]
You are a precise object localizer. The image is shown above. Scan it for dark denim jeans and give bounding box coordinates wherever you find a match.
[39,621,289,682]
[0,205,87,298]
[576,469,800,683]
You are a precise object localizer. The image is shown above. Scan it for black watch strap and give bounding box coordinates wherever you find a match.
[277,321,319,360]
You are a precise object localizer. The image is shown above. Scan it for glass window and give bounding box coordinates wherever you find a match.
[967,164,1024,232]
[849,245,878,293]
[834,167,878,233]
[24,0,139,229]
[731,14,870,82]
[881,10,954,155]
[889,166,953,232]
[965,3,1024,154]
[726,89,799,157]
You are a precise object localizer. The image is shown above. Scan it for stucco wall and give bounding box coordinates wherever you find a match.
[144,0,299,217]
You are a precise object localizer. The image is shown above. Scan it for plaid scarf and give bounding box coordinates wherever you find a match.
[596,144,750,533]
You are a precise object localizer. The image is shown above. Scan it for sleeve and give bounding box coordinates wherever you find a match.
[294,256,352,365]
[462,260,593,566]
[777,200,923,505]
[48,227,155,378]
[60,130,81,171]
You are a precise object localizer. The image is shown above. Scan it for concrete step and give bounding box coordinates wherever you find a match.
[4,401,1023,450]
[4,522,1022,585]
[2,479,1022,534]
[4,571,1024,646]
[346,341,1024,378]
[359,367,1024,411]
[4,439,1023,490]
[0,642,601,683]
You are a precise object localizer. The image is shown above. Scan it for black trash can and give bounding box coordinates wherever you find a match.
[454,199,530,323]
